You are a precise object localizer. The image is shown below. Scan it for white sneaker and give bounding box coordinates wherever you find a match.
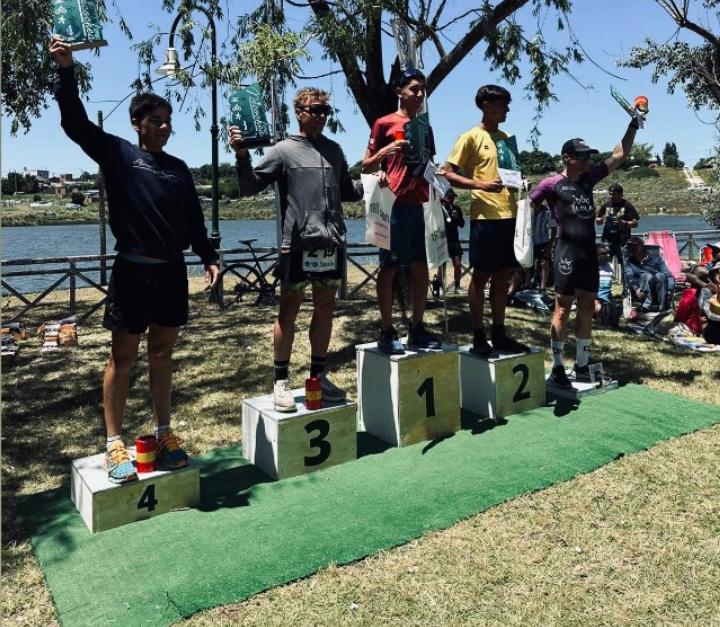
[273,379,297,412]
[318,372,346,403]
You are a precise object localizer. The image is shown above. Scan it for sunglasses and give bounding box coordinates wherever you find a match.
[570,152,592,162]
[299,104,332,116]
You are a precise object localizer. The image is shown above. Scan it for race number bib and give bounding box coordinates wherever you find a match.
[302,249,337,272]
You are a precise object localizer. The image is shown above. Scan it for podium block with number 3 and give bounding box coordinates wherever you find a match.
[71,451,200,533]
[356,342,461,447]
[242,392,357,480]
[459,346,545,418]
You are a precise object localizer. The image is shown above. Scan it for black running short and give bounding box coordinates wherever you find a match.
[279,248,345,292]
[552,236,599,296]
[469,218,517,272]
[103,256,189,334]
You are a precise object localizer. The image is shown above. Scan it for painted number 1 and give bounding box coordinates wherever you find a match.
[417,377,436,417]
[512,363,531,403]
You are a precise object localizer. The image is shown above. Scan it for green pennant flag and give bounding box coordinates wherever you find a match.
[228,84,273,148]
[52,0,107,51]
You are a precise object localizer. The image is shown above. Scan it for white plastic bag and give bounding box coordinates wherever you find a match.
[361,174,395,250]
[423,187,450,270]
[514,197,533,269]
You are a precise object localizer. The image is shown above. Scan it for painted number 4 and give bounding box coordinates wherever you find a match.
[137,484,158,512]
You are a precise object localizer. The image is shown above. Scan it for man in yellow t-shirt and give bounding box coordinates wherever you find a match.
[443,85,530,358]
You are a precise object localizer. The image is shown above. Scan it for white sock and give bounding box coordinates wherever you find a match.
[551,341,565,367]
[576,338,591,367]
[106,435,123,452]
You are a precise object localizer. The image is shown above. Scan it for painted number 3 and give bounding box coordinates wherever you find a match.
[512,363,531,403]
[304,419,331,467]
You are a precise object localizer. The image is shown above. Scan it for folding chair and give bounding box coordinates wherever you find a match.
[645,231,686,285]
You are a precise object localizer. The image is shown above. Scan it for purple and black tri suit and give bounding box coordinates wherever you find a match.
[529,164,608,296]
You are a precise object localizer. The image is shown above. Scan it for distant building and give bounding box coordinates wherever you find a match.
[26,169,50,179]
[59,173,74,182]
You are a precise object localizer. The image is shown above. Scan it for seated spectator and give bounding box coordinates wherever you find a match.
[702,241,720,266]
[623,236,675,312]
[595,244,621,326]
[674,264,709,336]
[699,263,720,343]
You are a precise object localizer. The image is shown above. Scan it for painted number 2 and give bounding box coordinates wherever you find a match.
[512,363,531,403]
[304,419,331,467]
[417,377,436,418]
[137,484,158,512]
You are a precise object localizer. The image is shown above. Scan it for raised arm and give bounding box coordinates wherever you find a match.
[605,118,639,174]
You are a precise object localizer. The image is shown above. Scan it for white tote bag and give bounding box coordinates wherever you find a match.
[361,174,395,250]
[423,187,450,270]
[514,197,533,269]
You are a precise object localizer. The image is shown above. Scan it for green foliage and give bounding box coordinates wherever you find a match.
[70,191,86,205]
[695,157,715,169]
[626,167,660,180]
[628,142,654,167]
[663,142,684,169]
[519,150,558,174]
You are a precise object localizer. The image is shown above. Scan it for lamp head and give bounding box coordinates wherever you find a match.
[155,47,179,77]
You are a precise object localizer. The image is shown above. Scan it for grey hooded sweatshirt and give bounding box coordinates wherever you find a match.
[236,134,363,252]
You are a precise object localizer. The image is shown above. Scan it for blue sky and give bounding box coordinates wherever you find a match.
[2,0,718,178]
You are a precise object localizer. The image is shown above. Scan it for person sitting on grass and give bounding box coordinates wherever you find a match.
[50,35,220,484]
[623,236,675,313]
[595,245,622,327]
[674,264,709,337]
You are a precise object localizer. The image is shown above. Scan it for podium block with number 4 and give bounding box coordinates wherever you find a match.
[356,342,461,447]
[242,391,357,480]
[459,346,545,419]
[71,451,200,534]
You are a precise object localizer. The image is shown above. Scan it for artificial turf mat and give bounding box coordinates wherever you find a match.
[18,384,720,627]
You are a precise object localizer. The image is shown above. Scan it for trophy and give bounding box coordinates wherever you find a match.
[228,84,273,148]
[52,0,107,51]
[611,86,648,129]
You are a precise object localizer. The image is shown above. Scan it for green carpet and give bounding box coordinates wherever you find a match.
[18,385,720,627]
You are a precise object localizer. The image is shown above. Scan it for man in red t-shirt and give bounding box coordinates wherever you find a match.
[362,69,440,354]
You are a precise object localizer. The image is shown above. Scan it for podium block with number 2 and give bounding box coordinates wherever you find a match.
[459,346,545,418]
[356,342,461,447]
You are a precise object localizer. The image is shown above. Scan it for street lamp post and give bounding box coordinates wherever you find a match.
[156,4,221,249]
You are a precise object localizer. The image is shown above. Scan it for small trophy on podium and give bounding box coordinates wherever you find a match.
[611,86,648,129]
[228,83,273,148]
[52,0,107,51]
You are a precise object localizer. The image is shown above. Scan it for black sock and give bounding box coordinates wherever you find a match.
[473,327,487,345]
[310,355,326,379]
[491,324,506,340]
[274,360,290,382]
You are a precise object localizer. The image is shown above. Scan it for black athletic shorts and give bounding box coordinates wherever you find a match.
[279,248,345,292]
[552,236,599,296]
[469,218,517,272]
[103,256,189,333]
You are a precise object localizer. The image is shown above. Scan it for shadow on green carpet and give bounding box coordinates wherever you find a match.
[18,384,720,627]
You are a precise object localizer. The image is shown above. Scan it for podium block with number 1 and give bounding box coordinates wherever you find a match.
[356,342,461,447]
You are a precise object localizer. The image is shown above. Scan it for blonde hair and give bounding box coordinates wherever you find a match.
[293,87,330,110]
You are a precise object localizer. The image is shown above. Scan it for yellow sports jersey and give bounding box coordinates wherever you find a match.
[446,127,520,220]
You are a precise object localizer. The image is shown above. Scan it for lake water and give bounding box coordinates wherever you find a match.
[2,216,718,294]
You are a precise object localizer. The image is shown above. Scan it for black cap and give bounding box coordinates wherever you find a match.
[561,138,599,156]
[397,68,426,89]
[626,236,644,246]
[445,188,456,198]
[608,183,623,194]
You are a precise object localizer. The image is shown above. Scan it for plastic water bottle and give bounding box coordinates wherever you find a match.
[606,210,616,234]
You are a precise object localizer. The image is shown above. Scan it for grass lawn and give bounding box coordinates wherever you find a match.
[2,273,719,626]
